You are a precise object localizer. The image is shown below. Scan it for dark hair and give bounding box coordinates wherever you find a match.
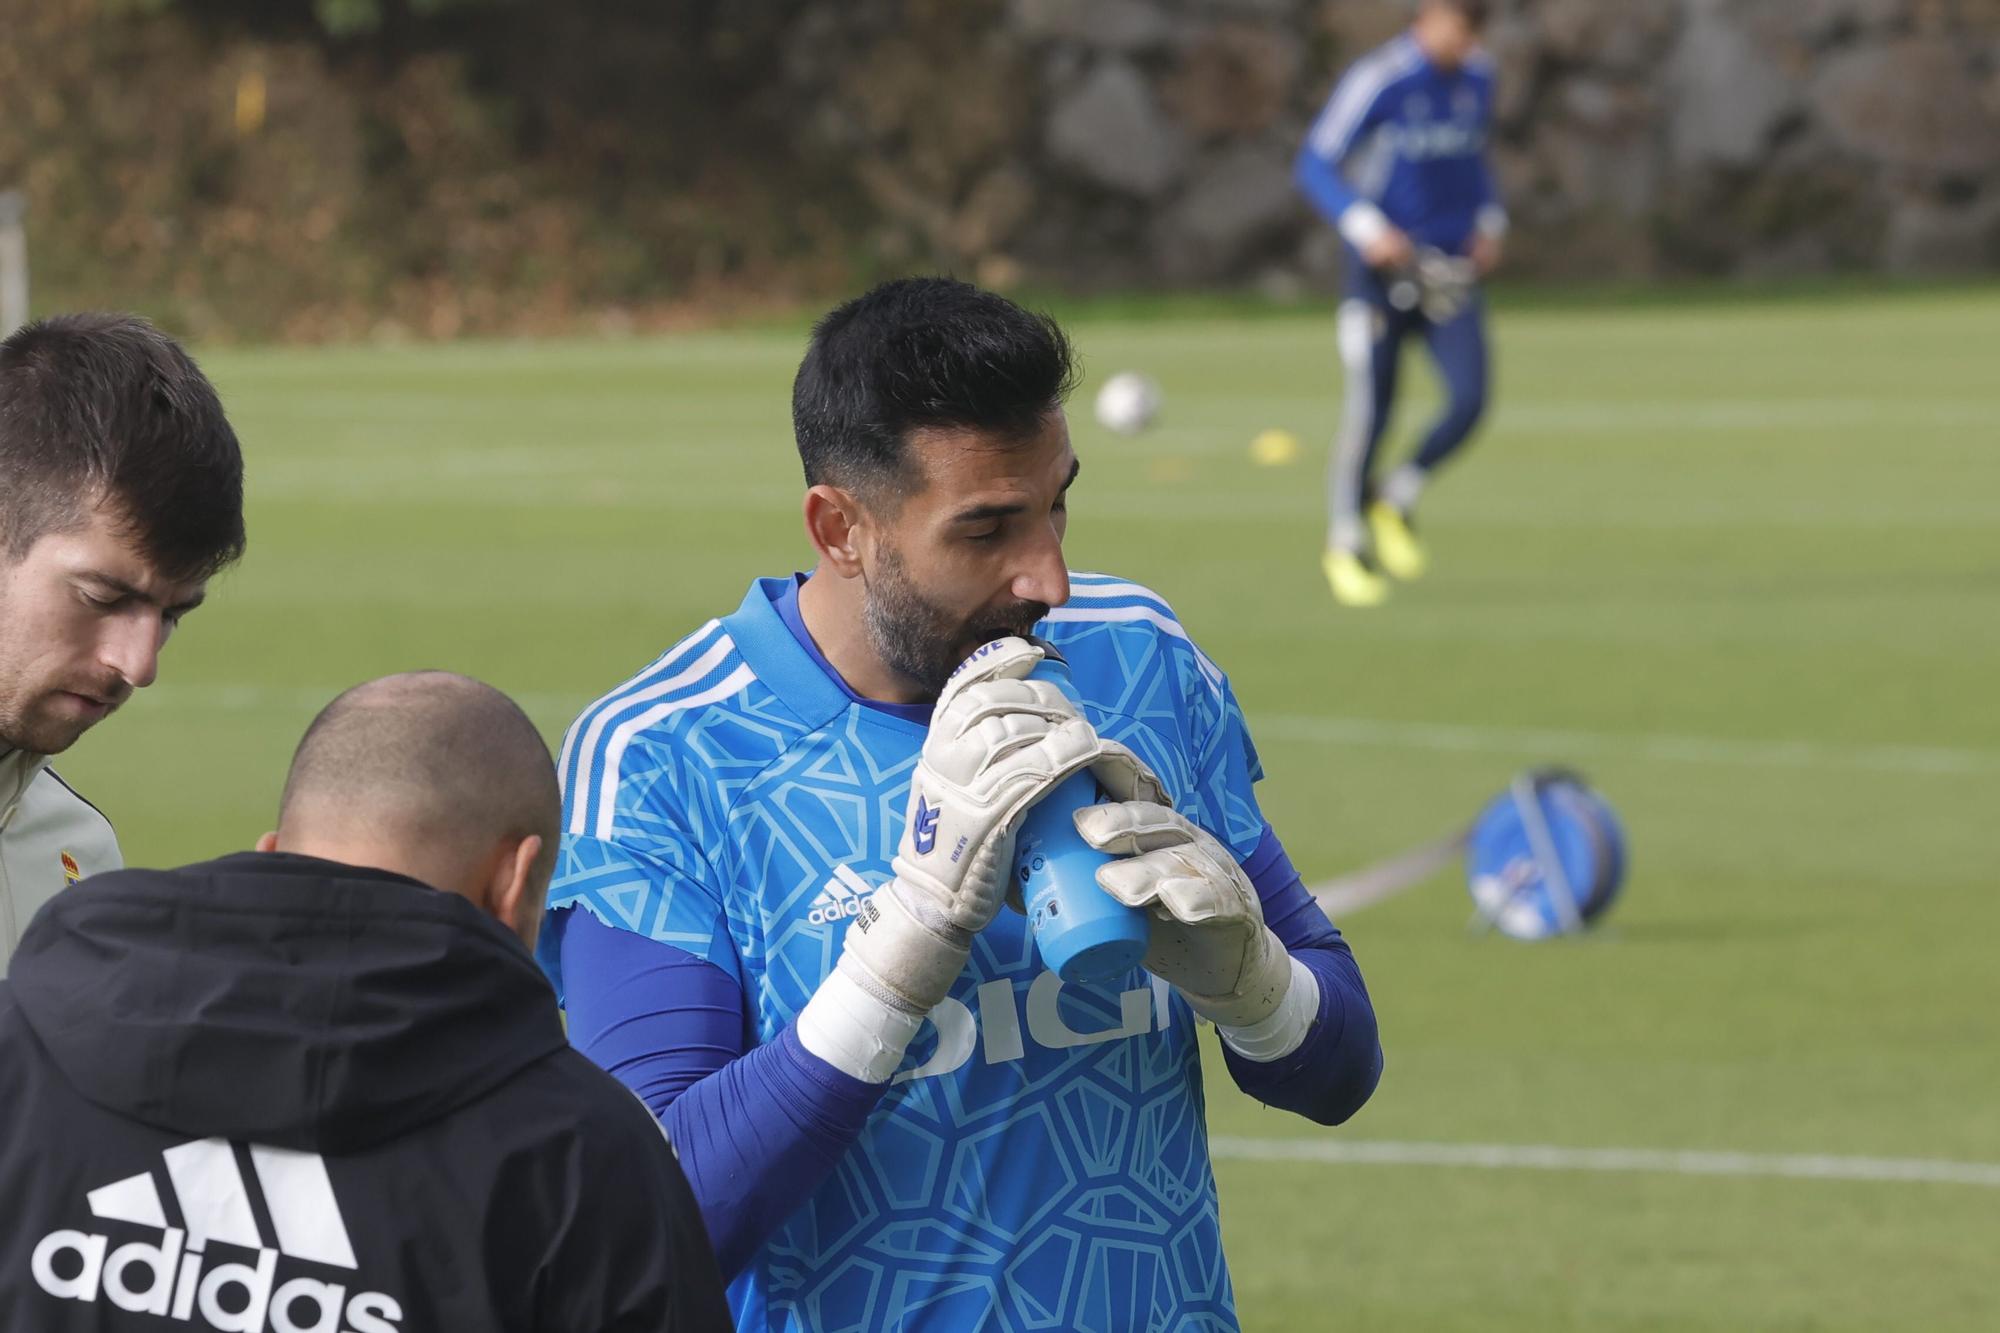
[1425,0,1491,27]
[792,277,1079,499]
[0,313,245,582]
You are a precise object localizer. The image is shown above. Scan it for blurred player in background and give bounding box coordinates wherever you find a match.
[0,315,244,971]
[544,278,1382,1330]
[1296,0,1504,607]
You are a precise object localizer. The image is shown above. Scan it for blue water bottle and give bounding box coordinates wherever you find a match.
[1012,657,1151,983]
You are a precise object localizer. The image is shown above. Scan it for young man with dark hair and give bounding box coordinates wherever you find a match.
[546,276,1382,1329]
[0,672,731,1330]
[1296,0,1504,606]
[0,313,246,970]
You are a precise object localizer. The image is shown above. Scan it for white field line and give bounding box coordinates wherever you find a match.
[1208,1136,2000,1189]
[135,687,2000,779]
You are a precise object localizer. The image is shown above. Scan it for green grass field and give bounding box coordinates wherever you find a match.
[61,283,2000,1330]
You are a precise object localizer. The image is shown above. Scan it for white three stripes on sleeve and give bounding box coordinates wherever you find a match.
[1049,574,1228,702]
[1307,40,1421,161]
[558,619,726,805]
[589,663,757,842]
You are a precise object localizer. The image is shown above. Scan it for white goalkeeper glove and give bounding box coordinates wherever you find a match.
[799,636,1158,1080]
[1075,801,1319,1060]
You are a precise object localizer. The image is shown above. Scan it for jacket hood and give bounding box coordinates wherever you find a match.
[6,851,567,1153]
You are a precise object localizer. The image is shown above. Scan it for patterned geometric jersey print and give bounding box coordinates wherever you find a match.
[551,572,1270,1333]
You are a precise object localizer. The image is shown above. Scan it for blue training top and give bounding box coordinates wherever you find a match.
[544,572,1381,1332]
[1295,31,1504,253]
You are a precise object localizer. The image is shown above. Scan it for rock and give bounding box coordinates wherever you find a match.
[1045,58,1187,198]
[1882,198,2000,271]
[1155,145,1300,277]
[1539,0,1678,73]
[1559,79,1650,134]
[1483,16,1543,131]
[1211,0,1296,15]
[1010,0,1172,52]
[1786,0,1912,47]
[1810,39,2000,175]
[1162,22,1299,139]
[1537,123,1663,219]
[1488,141,1545,218]
[1602,13,1681,77]
[1688,141,1888,268]
[1666,9,1800,169]
[1537,0,1603,62]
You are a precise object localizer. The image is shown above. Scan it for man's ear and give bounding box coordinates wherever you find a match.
[254,831,279,853]
[803,484,868,577]
[489,834,546,951]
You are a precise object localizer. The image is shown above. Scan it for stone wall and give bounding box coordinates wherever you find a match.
[792,0,2000,288]
[9,0,1997,340]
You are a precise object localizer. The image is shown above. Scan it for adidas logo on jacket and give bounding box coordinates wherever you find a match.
[32,1136,399,1331]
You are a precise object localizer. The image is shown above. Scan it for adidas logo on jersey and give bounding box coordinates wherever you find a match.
[806,864,880,927]
[31,1137,403,1332]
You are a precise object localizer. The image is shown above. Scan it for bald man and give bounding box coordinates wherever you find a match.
[0,672,730,1332]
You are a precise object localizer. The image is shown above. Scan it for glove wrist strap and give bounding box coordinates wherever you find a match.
[837,879,973,1019]
[1209,951,1319,1060]
[1184,932,1312,1048]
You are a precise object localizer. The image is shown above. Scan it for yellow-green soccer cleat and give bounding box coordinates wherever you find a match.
[1368,501,1428,580]
[1323,547,1391,607]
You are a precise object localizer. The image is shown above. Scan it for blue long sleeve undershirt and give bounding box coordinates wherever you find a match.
[1227,826,1384,1125]
[561,914,885,1281]
[1295,143,1365,233]
[558,823,1381,1279]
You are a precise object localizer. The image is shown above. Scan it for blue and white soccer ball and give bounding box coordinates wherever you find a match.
[1093,372,1162,435]
[1465,770,1628,940]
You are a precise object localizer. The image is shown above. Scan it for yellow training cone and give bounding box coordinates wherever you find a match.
[1249,428,1301,467]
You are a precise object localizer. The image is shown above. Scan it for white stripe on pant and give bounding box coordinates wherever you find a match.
[1328,299,1379,551]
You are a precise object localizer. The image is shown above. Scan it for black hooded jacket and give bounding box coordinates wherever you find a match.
[0,852,730,1332]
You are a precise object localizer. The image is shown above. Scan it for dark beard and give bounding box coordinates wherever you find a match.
[0,691,116,756]
[863,546,1048,698]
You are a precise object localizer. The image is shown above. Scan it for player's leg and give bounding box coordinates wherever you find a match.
[1373,288,1489,579]
[1324,268,1404,607]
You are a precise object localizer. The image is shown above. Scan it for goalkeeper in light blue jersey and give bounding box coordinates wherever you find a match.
[541,277,1382,1332]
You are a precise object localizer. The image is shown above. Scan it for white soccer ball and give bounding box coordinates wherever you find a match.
[1093,372,1162,435]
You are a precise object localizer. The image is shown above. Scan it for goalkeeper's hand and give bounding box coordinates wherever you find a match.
[835,636,1151,1019]
[1074,801,1304,1035]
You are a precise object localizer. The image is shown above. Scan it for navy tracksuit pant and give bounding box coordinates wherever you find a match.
[1327,247,1490,551]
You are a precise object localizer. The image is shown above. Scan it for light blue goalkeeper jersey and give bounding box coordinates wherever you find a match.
[549,572,1269,1332]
